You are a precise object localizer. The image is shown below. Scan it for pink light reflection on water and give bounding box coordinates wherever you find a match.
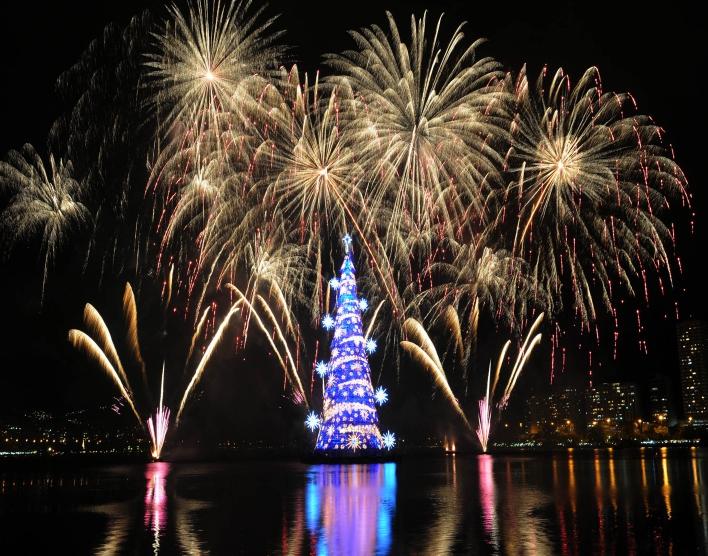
[144,461,170,549]
[478,454,499,549]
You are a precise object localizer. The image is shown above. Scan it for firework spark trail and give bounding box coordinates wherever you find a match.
[490,340,511,398]
[328,185,404,318]
[467,297,480,365]
[123,283,148,388]
[500,332,542,408]
[147,365,170,459]
[443,305,464,359]
[177,300,242,423]
[270,281,297,337]
[164,264,174,308]
[68,330,142,426]
[237,301,291,388]
[225,283,307,403]
[476,366,492,453]
[403,318,444,373]
[256,294,305,394]
[420,243,538,360]
[401,340,470,429]
[499,313,545,407]
[364,299,386,340]
[184,305,212,370]
[83,303,130,395]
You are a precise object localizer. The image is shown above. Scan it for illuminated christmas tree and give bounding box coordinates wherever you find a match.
[310,234,394,454]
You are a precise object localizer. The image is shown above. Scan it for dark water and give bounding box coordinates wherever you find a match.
[1,448,707,554]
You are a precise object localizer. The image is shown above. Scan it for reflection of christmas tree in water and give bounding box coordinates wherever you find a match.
[310,235,394,454]
[305,464,397,554]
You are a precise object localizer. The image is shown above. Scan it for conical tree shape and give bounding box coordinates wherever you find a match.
[315,235,384,452]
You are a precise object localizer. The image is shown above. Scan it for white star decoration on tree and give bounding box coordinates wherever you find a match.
[382,431,396,449]
[342,234,353,251]
[315,361,328,378]
[374,386,388,405]
[305,412,321,431]
[321,314,335,330]
[348,434,361,451]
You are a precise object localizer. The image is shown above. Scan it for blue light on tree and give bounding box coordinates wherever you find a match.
[382,431,396,450]
[315,361,328,378]
[374,386,388,405]
[359,298,369,311]
[313,234,391,454]
[366,338,378,354]
[305,412,321,431]
[329,277,340,290]
[321,314,335,330]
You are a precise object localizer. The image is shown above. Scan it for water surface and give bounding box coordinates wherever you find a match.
[1,448,706,554]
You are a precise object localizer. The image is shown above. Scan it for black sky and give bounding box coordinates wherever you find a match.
[0,1,705,428]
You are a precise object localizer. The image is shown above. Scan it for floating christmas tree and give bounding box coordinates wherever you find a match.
[310,234,394,454]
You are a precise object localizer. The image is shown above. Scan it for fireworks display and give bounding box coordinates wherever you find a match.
[0,144,90,303]
[145,0,284,144]
[68,281,244,456]
[476,367,492,453]
[507,66,689,326]
[402,312,544,450]
[0,1,693,455]
[147,366,170,460]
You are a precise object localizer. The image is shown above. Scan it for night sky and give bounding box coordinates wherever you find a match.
[0,1,705,437]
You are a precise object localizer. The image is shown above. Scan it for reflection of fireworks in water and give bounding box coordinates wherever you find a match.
[144,462,170,555]
[147,365,170,460]
[478,455,499,548]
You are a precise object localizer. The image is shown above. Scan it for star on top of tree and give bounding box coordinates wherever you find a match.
[342,234,353,251]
